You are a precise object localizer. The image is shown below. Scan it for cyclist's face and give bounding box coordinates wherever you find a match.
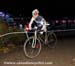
[33,12,39,18]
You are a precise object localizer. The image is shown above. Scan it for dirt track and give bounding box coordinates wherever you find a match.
[0,37,75,66]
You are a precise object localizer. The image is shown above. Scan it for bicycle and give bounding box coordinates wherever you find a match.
[23,23,57,58]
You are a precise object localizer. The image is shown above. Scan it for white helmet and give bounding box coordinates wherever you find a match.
[32,9,39,16]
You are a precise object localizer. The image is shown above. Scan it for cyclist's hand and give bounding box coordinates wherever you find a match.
[29,27,32,30]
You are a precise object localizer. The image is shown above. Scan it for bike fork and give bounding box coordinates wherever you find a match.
[32,31,37,48]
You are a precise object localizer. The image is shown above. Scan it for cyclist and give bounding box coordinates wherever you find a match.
[29,9,47,32]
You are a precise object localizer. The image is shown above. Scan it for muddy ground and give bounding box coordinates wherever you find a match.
[0,37,75,66]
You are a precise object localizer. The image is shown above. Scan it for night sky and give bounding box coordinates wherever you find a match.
[0,0,75,19]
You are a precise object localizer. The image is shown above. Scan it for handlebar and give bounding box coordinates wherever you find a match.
[25,23,50,32]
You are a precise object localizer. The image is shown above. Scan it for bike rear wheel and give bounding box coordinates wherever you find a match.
[24,36,41,58]
[47,32,57,49]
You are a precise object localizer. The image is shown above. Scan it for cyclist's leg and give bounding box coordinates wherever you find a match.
[37,26,44,35]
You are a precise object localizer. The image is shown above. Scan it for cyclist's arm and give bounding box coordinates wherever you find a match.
[29,17,35,30]
[42,18,46,25]
[41,18,46,31]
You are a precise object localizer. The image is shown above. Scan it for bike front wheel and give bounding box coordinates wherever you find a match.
[24,36,41,58]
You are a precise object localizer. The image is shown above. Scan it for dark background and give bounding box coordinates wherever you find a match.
[0,0,75,19]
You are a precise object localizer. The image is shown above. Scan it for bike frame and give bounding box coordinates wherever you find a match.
[33,26,49,45]
[38,30,48,44]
